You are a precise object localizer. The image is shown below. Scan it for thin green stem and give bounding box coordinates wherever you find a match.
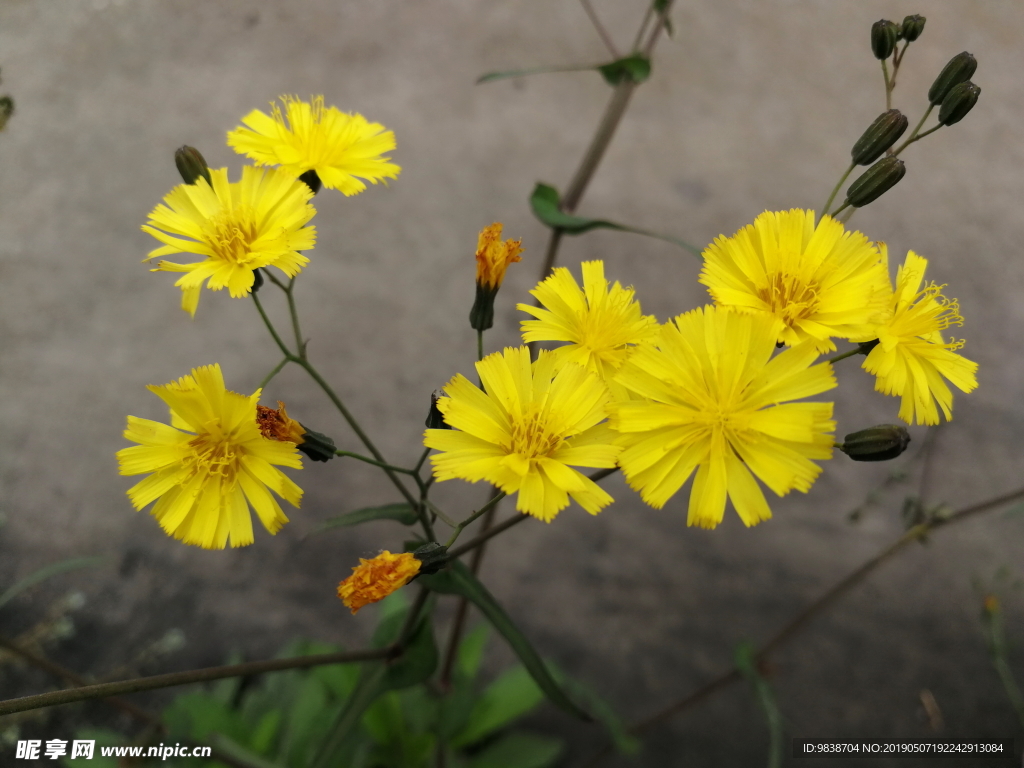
[892,103,934,157]
[881,59,892,111]
[286,277,306,358]
[448,512,530,560]
[424,499,458,529]
[477,329,484,362]
[414,447,431,475]
[829,201,851,219]
[334,450,417,476]
[251,293,295,359]
[580,0,620,58]
[259,357,290,390]
[444,492,507,548]
[295,358,419,509]
[983,601,1024,730]
[821,163,855,222]
[826,346,862,364]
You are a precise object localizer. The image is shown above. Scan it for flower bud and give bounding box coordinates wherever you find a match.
[412,542,449,575]
[298,169,322,194]
[839,424,911,462]
[900,15,926,42]
[425,390,451,430]
[845,156,906,208]
[851,110,909,165]
[295,427,337,463]
[256,401,336,462]
[928,52,977,105]
[871,20,899,60]
[0,96,12,131]
[469,223,523,332]
[938,81,981,126]
[174,146,212,186]
[251,268,264,293]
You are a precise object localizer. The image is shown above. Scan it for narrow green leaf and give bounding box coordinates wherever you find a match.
[311,503,418,535]
[547,663,640,754]
[457,623,489,680]
[420,562,590,721]
[476,64,602,84]
[211,733,288,768]
[467,731,564,768]
[529,183,702,257]
[735,642,784,768]
[0,556,105,610]
[451,665,544,748]
[653,0,674,36]
[598,54,652,86]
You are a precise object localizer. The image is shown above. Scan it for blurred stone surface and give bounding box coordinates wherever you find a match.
[1,0,1023,764]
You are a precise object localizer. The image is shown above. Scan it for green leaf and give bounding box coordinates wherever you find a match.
[598,54,651,86]
[163,692,247,744]
[529,183,702,256]
[457,623,489,681]
[548,663,640,754]
[210,733,288,768]
[467,731,564,768]
[451,665,544,748]
[735,641,784,768]
[0,555,105,610]
[420,561,590,721]
[653,0,674,36]
[311,503,418,534]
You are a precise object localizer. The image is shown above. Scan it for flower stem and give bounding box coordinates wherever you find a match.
[259,357,290,390]
[821,163,855,222]
[881,59,892,111]
[334,450,417,475]
[444,492,507,548]
[251,292,295,359]
[477,329,484,362]
[892,103,935,157]
[825,346,862,364]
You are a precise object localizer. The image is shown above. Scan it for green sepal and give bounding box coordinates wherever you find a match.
[419,560,591,721]
[597,54,651,86]
[469,282,498,332]
[296,425,336,462]
[309,503,419,536]
[529,183,701,256]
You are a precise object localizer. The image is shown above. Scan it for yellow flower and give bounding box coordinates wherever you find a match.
[861,247,978,425]
[337,551,421,614]
[475,223,523,290]
[608,306,836,529]
[227,95,400,196]
[424,347,621,523]
[142,166,316,317]
[117,364,303,549]
[470,223,523,332]
[518,260,658,397]
[700,209,889,351]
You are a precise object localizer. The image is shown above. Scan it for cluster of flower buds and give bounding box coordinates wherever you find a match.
[870,15,927,60]
[930,52,981,126]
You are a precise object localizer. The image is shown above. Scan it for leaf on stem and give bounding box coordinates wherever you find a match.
[529,183,701,256]
[420,561,591,721]
[598,54,652,85]
[309,503,419,535]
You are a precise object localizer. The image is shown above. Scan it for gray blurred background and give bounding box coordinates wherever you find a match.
[1,0,1023,765]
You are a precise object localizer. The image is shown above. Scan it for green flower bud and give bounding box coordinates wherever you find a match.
[845,156,906,208]
[928,51,977,105]
[851,110,909,165]
[425,390,451,430]
[469,283,498,332]
[900,15,926,42]
[938,81,981,126]
[296,426,337,463]
[0,96,12,131]
[298,169,322,194]
[251,268,264,293]
[871,20,899,60]
[412,542,449,575]
[840,424,911,462]
[174,145,212,186]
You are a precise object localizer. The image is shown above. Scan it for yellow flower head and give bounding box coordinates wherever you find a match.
[518,260,658,396]
[475,223,523,290]
[424,347,621,523]
[256,401,306,445]
[862,247,978,425]
[608,306,837,529]
[338,551,421,614]
[700,209,889,351]
[142,166,316,317]
[227,95,401,196]
[117,364,303,549]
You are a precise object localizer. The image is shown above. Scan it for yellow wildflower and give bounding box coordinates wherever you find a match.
[700,209,889,351]
[117,365,303,549]
[424,347,621,523]
[227,95,400,196]
[608,306,836,528]
[142,166,316,317]
[338,551,421,614]
[518,260,658,397]
[861,247,978,425]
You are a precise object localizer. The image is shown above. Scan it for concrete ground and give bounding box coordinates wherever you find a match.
[1,0,1023,765]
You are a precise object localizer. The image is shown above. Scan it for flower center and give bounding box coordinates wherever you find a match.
[508,409,564,458]
[206,208,259,267]
[757,270,820,324]
[184,434,240,484]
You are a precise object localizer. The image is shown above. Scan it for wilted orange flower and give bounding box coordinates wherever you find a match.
[337,551,421,614]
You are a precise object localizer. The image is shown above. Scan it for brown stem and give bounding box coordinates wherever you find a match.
[448,512,530,560]
[580,484,1024,766]
[579,0,620,58]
